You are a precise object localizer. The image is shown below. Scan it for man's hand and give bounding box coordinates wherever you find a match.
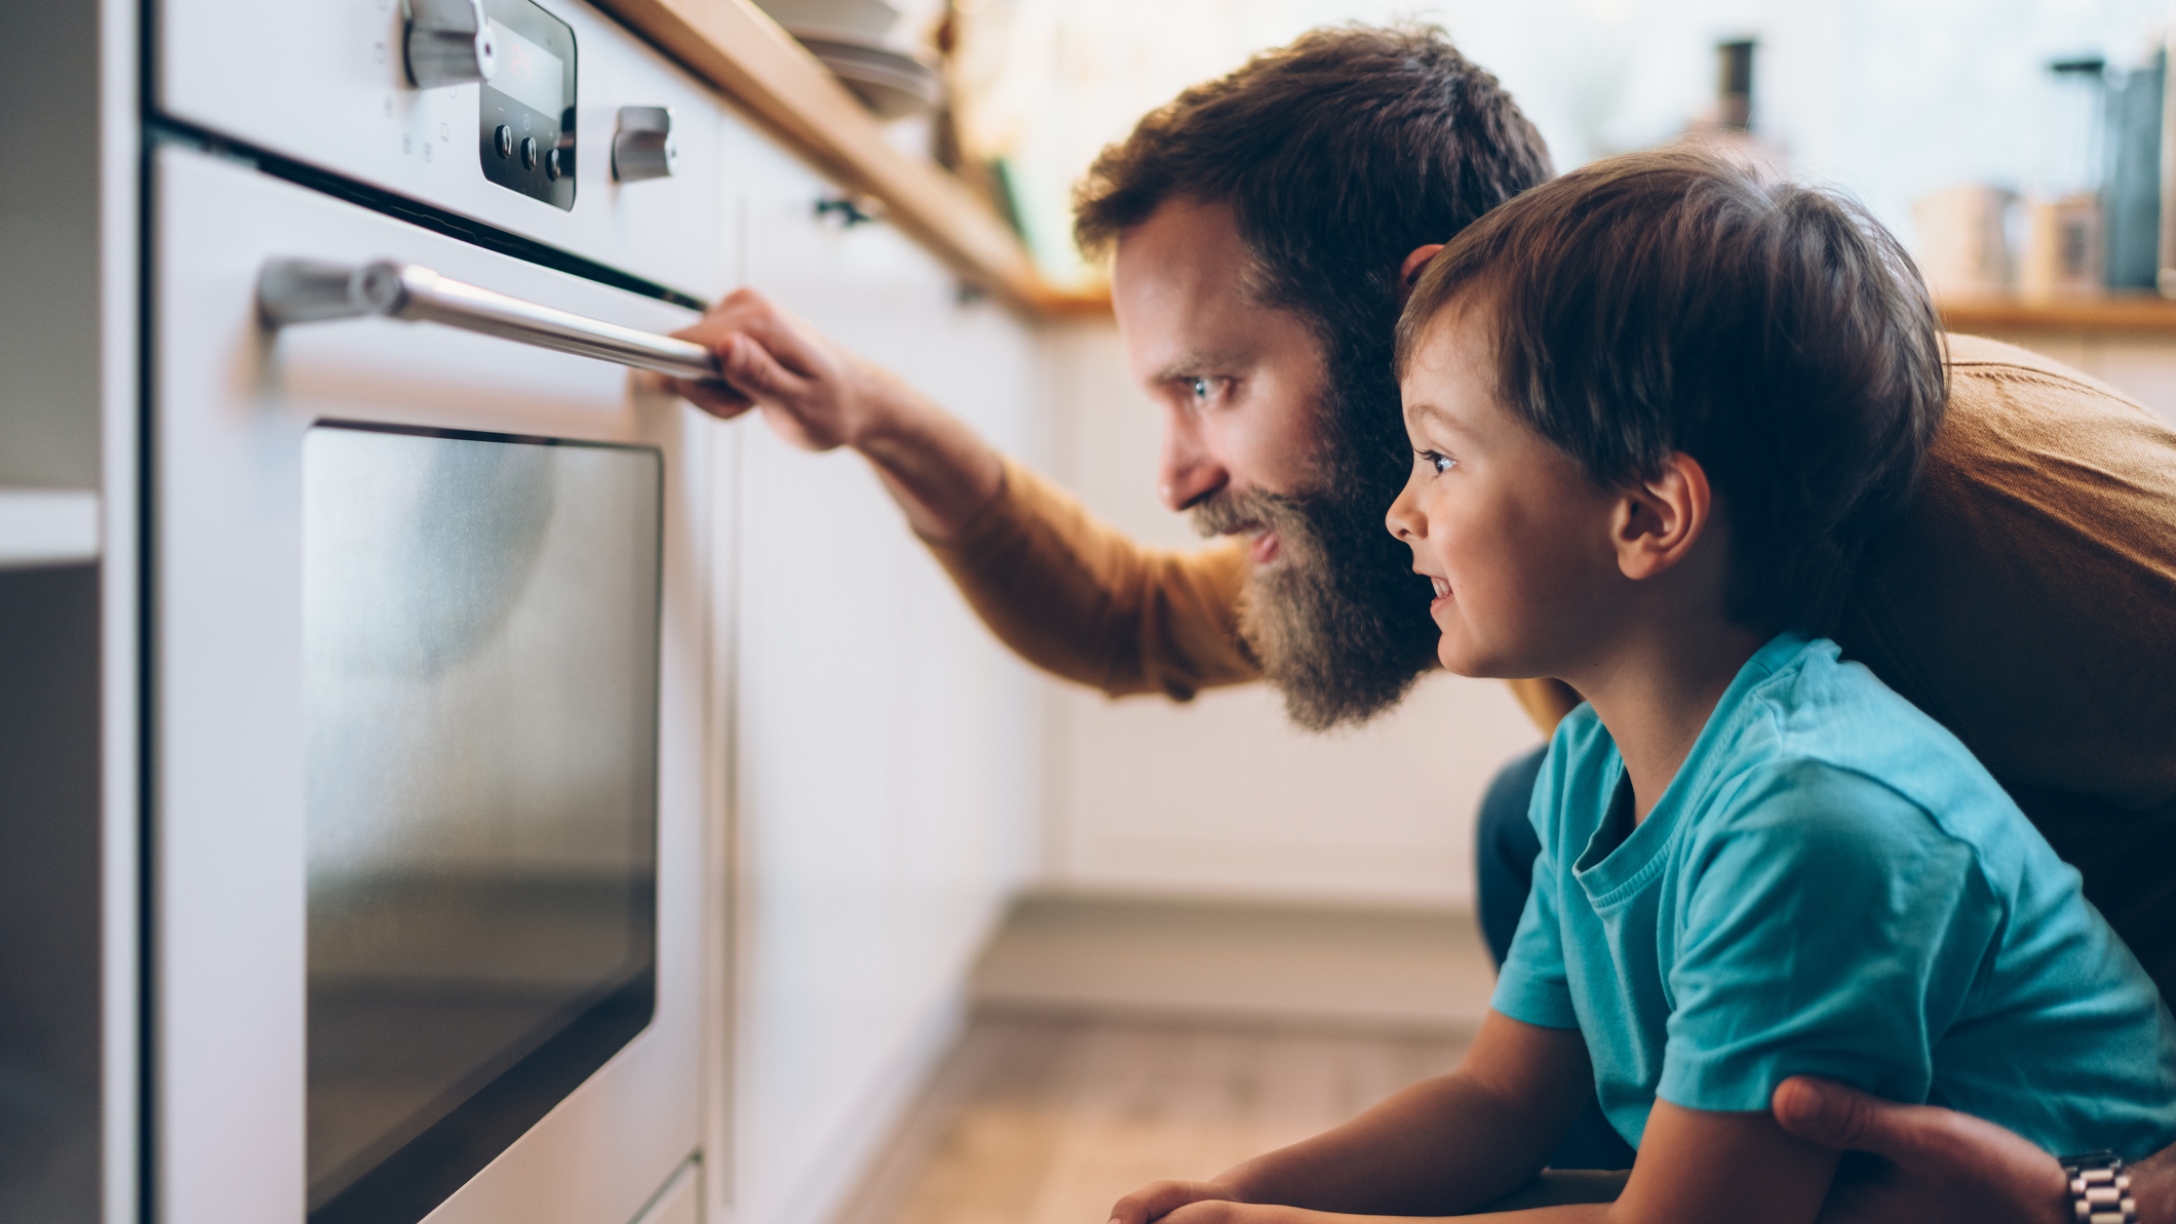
[663,288,1005,538]
[1108,1179,1246,1224]
[666,288,901,451]
[1771,1077,2070,1224]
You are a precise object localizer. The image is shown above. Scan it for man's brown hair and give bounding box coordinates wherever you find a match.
[1076,26,1552,443]
[1396,146,1949,633]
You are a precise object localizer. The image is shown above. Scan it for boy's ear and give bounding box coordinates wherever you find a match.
[1612,452,1713,582]
[1399,244,1446,297]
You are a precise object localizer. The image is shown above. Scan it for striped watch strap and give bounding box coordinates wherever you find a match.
[2062,1151,2137,1224]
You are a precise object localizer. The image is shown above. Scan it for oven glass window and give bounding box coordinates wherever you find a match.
[302,423,662,1224]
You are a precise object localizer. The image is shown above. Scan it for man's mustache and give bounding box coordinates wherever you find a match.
[1191,486,1309,540]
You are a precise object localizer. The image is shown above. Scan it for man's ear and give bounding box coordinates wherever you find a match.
[1399,244,1446,297]
[1611,452,1713,582]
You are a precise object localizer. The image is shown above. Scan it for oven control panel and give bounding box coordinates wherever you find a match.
[476,0,577,209]
[159,0,727,299]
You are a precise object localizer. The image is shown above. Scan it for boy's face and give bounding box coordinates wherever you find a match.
[1385,306,1626,679]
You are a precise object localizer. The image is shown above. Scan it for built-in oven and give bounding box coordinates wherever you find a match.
[149,2,729,1222]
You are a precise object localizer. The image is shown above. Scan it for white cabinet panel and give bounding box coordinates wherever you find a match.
[723,141,1045,1224]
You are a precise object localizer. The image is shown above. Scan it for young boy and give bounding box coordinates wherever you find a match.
[1105,149,2176,1224]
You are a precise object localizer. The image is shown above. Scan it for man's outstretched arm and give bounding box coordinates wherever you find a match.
[1773,1075,2176,1224]
[666,289,1259,699]
[667,287,1007,540]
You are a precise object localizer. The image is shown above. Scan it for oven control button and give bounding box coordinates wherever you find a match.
[404,0,498,90]
[520,135,538,169]
[611,107,677,182]
[493,124,513,159]
[545,147,564,180]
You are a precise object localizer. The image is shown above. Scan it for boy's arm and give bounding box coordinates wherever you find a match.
[1139,1100,1838,1224]
[1109,1011,1595,1224]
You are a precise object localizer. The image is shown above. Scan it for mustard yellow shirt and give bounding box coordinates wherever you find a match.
[924,334,2176,997]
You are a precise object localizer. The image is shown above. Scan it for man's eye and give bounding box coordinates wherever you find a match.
[1188,377,1223,404]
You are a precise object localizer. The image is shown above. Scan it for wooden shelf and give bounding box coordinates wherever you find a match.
[595,0,1063,313]
[1938,294,2176,334]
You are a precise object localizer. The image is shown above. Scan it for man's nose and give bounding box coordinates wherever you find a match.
[1158,412,1227,512]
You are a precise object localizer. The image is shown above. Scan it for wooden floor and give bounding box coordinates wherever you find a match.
[829,1012,1471,1224]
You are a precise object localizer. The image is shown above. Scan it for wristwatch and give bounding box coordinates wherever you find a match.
[2060,1150,2137,1224]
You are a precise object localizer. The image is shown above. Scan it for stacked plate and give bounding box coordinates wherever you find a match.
[757,0,943,120]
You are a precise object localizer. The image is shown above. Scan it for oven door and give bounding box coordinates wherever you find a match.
[152,143,710,1224]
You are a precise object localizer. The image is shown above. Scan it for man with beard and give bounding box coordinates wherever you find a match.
[669,23,2176,1224]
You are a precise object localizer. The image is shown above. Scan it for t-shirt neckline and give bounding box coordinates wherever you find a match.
[1570,630,1812,905]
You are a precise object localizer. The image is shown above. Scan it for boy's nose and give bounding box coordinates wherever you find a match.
[1386,481,1426,542]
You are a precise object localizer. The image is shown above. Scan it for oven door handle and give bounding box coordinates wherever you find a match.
[256,258,723,383]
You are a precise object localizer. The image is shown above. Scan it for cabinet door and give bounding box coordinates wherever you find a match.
[723,145,1044,1224]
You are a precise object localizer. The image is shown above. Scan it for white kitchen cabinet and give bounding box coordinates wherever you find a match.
[714,129,1049,1224]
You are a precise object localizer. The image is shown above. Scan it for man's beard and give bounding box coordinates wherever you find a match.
[1192,399,1441,731]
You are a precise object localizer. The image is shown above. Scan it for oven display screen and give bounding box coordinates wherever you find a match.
[302,423,661,1224]
[491,21,565,119]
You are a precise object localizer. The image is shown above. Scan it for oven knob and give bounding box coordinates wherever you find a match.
[612,107,677,182]
[404,0,498,90]
[520,135,538,169]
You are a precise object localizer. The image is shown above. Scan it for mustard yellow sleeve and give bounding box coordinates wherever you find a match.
[919,456,1260,700]
[1507,677,1583,738]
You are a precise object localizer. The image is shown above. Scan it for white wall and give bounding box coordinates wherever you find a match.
[1036,322,1544,909]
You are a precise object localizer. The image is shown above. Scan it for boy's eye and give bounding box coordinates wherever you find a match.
[1187,376,1227,405]
[1416,449,1456,474]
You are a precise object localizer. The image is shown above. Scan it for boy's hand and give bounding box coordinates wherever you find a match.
[1107,1179,1246,1224]
[1771,1076,2073,1224]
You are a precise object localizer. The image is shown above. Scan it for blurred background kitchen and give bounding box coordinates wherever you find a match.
[10,3,2176,1224]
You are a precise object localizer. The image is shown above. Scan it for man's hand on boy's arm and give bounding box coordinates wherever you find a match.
[1105,1013,1594,1224]
[666,289,1005,540]
[1773,1075,2176,1224]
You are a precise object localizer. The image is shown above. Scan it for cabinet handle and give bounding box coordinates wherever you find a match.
[256,258,722,383]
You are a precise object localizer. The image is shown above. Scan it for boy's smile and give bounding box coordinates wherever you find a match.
[1385,305,1625,682]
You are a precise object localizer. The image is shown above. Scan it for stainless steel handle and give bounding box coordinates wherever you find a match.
[406,0,498,89]
[256,258,721,383]
[613,107,678,182]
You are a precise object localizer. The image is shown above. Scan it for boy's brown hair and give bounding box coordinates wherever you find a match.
[1396,146,1949,633]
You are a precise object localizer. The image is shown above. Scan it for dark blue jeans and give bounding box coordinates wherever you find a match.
[1477,745,1638,1171]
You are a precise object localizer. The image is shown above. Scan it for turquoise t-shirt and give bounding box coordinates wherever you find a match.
[1492,633,2176,1158]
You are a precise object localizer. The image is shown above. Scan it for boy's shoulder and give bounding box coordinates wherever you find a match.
[1691,635,2032,865]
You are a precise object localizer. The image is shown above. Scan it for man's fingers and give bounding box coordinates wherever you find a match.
[663,375,755,421]
[1107,1180,1232,1224]
[715,333,799,394]
[1773,1076,1897,1152]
